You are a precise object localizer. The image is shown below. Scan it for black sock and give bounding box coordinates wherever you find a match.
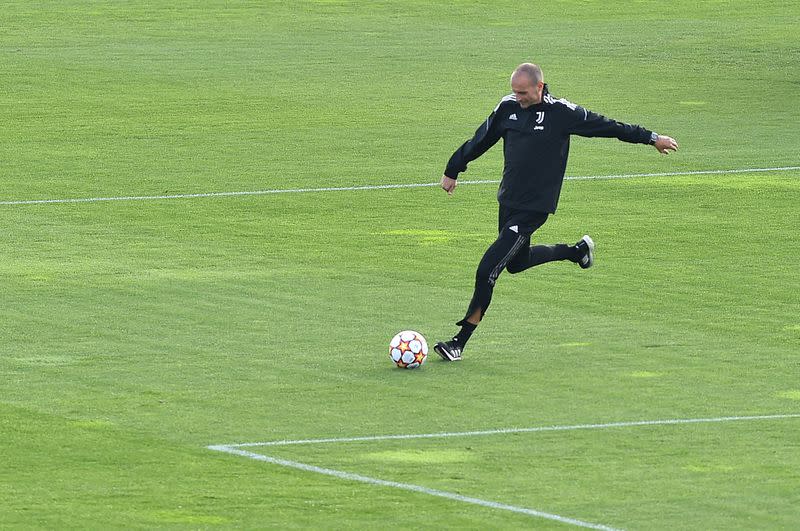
[454,322,477,346]
[509,244,578,273]
[569,243,582,262]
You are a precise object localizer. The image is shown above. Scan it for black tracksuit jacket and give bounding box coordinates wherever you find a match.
[444,85,654,213]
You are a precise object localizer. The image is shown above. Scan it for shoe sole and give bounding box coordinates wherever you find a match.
[434,343,461,361]
[579,234,594,269]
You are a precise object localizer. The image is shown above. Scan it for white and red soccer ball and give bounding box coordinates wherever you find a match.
[389,330,428,369]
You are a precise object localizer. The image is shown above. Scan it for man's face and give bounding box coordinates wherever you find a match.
[511,73,543,109]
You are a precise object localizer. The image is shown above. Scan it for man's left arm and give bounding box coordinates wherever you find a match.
[568,107,678,154]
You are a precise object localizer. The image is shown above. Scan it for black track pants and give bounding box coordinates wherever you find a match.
[457,207,576,325]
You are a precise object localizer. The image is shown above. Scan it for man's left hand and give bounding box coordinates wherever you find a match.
[654,135,679,154]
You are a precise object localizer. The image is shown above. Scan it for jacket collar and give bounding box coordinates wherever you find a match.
[535,84,550,108]
[521,84,549,111]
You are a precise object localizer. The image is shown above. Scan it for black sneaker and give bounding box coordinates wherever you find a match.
[434,340,463,361]
[575,235,594,269]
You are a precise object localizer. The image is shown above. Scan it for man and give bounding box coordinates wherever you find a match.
[434,63,678,361]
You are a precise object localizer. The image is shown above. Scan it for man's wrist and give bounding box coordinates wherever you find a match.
[444,167,460,179]
[649,131,659,145]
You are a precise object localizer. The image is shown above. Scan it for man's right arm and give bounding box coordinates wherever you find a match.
[443,110,503,181]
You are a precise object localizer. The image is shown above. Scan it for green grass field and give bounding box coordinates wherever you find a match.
[2,1,800,529]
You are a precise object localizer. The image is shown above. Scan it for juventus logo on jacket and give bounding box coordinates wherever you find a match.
[535,111,545,124]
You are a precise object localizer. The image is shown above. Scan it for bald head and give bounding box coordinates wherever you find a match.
[512,63,543,85]
[510,63,544,108]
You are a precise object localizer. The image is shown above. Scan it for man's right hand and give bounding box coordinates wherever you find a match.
[441,175,457,195]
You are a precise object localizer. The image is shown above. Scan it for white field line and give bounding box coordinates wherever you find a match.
[223,413,800,448]
[207,445,621,531]
[2,165,799,206]
[208,413,799,529]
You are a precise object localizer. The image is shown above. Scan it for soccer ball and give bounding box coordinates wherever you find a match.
[389,330,428,369]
